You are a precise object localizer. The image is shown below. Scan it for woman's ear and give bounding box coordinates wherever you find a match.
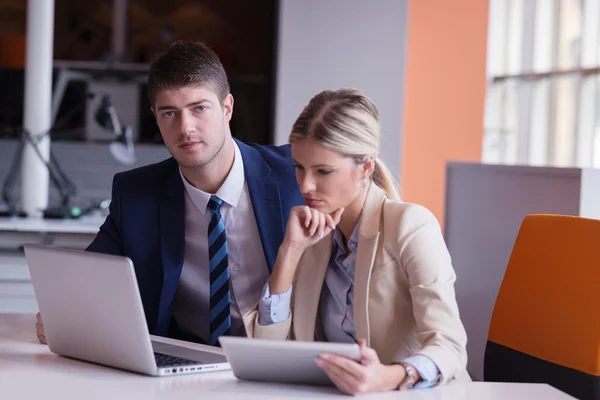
[361,156,375,180]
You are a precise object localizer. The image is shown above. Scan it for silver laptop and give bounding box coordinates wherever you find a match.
[24,244,230,376]
[219,336,361,385]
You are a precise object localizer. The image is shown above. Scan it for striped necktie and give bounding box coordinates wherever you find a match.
[207,195,231,345]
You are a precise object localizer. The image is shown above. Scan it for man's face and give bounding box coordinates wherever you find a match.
[152,85,233,169]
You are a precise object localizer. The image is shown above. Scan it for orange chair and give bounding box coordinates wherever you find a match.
[485,214,600,400]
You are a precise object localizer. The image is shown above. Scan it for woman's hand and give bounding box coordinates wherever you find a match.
[283,206,344,251]
[316,339,408,395]
[268,206,344,295]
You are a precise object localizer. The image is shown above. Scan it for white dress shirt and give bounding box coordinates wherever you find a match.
[171,141,270,343]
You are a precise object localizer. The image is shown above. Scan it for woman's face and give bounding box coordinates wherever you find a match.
[291,139,367,214]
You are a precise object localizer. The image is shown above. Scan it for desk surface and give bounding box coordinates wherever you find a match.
[0,314,574,400]
[0,213,104,234]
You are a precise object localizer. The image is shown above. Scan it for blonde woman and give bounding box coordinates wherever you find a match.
[247,89,469,395]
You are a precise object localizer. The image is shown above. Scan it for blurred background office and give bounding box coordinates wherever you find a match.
[3,0,600,384]
[0,0,415,315]
[0,0,411,216]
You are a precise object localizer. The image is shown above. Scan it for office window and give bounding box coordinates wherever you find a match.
[484,0,600,167]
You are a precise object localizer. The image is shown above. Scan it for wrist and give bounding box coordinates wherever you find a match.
[269,243,304,294]
[397,362,421,390]
[384,364,407,391]
[279,240,307,257]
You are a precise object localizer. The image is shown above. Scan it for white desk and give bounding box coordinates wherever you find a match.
[0,314,574,399]
[0,215,104,233]
[0,213,104,250]
[0,214,104,313]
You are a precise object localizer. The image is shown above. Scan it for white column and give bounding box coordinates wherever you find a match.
[20,0,55,217]
[112,0,128,60]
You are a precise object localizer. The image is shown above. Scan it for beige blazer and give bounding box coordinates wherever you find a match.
[242,184,470,385]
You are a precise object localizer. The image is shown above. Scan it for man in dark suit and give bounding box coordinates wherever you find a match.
[36,41,303,345]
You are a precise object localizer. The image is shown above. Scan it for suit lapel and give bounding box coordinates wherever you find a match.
[155,162,185,335]
[294,235,332,340]
[249,183,282,272]
[353,234,379,344]
[237,140,285,272]
[353,184,386,345]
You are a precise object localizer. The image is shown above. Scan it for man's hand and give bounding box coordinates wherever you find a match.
[36,312,47,344]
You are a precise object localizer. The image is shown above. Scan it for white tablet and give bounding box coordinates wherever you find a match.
[219,336,361,386]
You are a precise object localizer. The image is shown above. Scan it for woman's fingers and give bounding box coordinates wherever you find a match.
[317,359,357,395]
[300,206,346,239]
[301,206,312,228]
[309,208,320,236]
[318,211,326,237]
[325,214,336,231]
[331,207,344,224]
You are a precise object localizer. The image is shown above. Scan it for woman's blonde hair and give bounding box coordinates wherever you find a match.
[289,88,400,201]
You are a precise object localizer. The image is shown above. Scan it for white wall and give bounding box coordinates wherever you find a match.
[275,0,408,181]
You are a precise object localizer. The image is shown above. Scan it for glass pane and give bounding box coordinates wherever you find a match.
[576,76,595,166]
[581,0,600,68]
[593,77,600,168]
[515,81,534,162]
[506,0,526,75]
[482,80,524,165]
[533,0,557,72]
[487,0,509,77]
[529,79,551,165]
[483,82,505,163]
[503,80,519,164]
[556,0,582,70]
[553,74,579,166]
[482,80,522,165]
[593,131,600,168]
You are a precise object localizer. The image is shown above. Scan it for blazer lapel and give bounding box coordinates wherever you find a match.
[353,184,386,345]
[237,140,285,272]
[155,162,185,335]
[294,235,333,340]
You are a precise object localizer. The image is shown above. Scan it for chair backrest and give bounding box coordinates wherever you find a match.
[485,214,600,400]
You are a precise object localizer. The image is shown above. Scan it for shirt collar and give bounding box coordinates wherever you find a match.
[333,221,360,253]
[179,140,245,215]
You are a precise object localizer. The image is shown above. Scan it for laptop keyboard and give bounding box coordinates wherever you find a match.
[154,352,199,367]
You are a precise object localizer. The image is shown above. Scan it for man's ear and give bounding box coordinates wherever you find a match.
[223,93,234,122]
[150,107,156,120]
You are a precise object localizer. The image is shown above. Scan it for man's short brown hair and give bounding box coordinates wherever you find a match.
[147,41,230,105]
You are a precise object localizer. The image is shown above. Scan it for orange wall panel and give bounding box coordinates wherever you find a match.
[401,1,489,225]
